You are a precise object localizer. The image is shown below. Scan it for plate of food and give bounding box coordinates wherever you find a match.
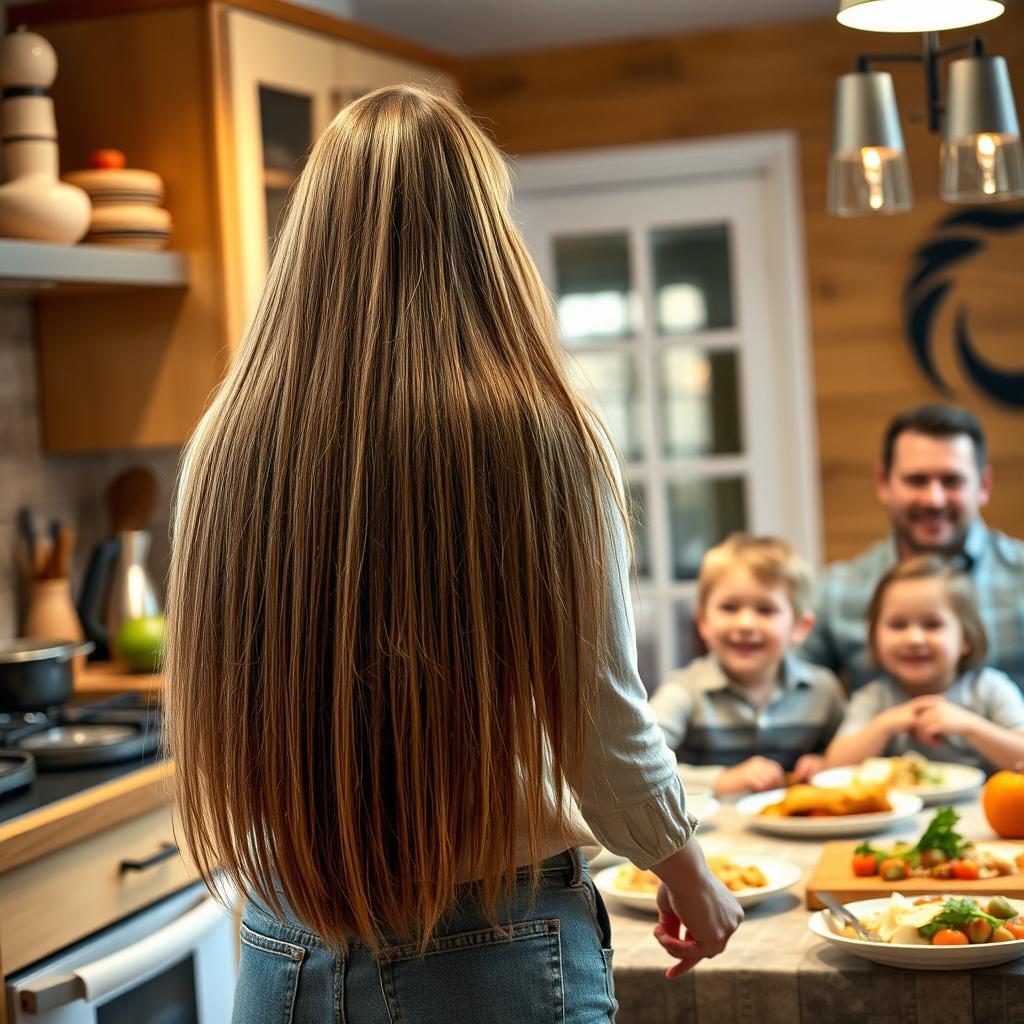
[736,782,924,838]
[809,892,1024,969]
[812,753,984,805]
[595,854,801,913]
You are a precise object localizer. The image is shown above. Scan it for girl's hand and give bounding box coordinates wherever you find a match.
[790,753,825,783]
[652,842,744,978]
[913,699,979,744]
[713,756,785,795]
[872,700,937,741]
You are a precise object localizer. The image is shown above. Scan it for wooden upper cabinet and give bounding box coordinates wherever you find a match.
[8,0,456,452]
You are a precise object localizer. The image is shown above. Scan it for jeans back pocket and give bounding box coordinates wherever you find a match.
[233,920,307,1024]
[379,918,564,1024]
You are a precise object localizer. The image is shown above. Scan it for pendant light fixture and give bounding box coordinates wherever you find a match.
[828,1,1024,215]
[837,0,1004,33]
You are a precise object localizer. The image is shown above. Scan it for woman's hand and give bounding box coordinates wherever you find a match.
[713,756,785,795]
[650,840,744,978]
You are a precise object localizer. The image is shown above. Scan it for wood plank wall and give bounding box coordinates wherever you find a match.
[460,11,1024,562]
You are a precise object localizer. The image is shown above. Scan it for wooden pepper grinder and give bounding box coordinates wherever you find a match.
[0,26,90,242]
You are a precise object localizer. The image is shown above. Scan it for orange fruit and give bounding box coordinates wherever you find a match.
[89,149,127,170]
[982,770,1024,838]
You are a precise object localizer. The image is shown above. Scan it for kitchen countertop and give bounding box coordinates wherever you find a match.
[0,759,173,874]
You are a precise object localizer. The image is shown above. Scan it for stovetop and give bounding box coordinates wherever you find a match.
[0,694,163,826]
[0,748,163,827]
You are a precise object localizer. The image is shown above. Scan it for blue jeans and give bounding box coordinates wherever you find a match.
[232,848,617,1023]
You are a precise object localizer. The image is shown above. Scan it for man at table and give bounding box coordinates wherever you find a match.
[800,403,1024,692]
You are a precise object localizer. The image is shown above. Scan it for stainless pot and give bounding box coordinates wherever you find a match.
[0,639,94,711]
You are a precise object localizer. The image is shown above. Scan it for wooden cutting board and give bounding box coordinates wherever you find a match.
[805,840,1024,909]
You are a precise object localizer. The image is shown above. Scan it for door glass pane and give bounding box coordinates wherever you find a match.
[659,348,742,458]
[650,224,734,333]
[553,233,637,344]
[568,352,643,462]
[625,481,649,579]
[260,86,314,251]
[667,477,746,580]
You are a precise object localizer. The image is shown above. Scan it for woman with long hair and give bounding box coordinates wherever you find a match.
[166,85,741,1022]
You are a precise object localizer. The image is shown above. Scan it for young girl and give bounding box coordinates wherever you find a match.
[826,556,1024,771]
[165,86,741,1022]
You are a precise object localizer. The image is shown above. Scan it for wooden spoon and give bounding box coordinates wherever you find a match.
[105,466,158,534]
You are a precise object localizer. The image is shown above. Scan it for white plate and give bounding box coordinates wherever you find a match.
[594,857,801,914]
[809,895,1024,969]
[811,762,985,805]
[588,785,720,871]
[736,788,924,838]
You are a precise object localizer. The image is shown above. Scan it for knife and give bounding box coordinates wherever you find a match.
[813,891,884,942]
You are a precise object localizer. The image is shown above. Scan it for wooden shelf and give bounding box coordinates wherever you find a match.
[0,239,189,294]
[75,662,162,700]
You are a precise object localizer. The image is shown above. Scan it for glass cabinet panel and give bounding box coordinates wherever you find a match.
[667,477,746,580]
[650,224,734,333]
[658,348,742,458]
[553,233,637,344]
[259,86,314,251]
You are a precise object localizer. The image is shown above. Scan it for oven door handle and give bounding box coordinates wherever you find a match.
[18,892,230,1014]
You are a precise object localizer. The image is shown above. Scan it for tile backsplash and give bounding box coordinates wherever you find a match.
[0,299,179,639]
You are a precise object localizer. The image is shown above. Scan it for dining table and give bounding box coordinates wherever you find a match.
[602,795,1024,1024]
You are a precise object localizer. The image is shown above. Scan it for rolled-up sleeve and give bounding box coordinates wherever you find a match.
[570,456,697,869]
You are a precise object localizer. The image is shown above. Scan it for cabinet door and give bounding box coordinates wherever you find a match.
[336,40,456,105]
[221,10,341,336]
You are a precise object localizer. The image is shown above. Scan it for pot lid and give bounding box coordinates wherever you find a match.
[0,639,94,664]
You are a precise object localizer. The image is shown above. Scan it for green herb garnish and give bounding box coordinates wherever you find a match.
[854,806,971,868]
[917,898,1001,940]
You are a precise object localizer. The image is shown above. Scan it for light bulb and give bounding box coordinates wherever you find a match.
[976,133,998,195]
[862,147,885,209]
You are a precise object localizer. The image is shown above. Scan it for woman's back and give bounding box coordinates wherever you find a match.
[166,85,618,949]
[166,86,741,1021]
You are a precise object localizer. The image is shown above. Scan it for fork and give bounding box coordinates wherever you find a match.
[813,891,884,942]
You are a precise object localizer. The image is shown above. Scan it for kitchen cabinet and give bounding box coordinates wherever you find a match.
[0,804,195,977]
[8,0,458,452]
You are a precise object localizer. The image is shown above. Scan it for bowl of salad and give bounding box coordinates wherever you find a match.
[809,892,1024,969]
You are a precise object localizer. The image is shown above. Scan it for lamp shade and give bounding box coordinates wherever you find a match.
[828,71,913,215]
[837,0,1004,32]
[942,55,1024,202]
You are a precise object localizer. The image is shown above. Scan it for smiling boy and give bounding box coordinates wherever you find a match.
[650,535,846,795]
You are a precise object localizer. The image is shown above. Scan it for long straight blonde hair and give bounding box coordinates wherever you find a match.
[165,85,623,951]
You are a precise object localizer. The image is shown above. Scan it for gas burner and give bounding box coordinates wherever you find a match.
[17,722,156,769]
[0,700,161,770]
[0,749,34,796]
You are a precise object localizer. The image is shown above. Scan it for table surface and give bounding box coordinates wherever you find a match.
[604,796,1024,1024]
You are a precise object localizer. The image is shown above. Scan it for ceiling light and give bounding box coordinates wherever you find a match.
[941,54,1024,202]
[828,71,913,215]
[837,0,1004,33]
[829,3,1021,214]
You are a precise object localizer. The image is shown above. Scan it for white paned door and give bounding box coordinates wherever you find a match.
[513,138,820,690]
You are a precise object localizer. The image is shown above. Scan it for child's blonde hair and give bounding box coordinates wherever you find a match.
[697,533,813,615]
[866,556,987,670]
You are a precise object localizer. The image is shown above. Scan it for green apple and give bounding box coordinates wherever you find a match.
[116,614,165,673]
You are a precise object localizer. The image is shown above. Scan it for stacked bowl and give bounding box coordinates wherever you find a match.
[64,150,172,250]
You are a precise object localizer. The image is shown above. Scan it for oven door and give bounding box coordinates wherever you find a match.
[6,881,236,1023]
